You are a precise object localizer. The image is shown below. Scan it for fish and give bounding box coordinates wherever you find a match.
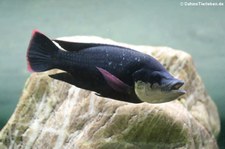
[26,30,186,103]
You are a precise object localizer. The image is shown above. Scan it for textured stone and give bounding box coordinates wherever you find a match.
[0,36,220,149]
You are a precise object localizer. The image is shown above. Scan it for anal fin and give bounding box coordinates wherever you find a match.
[49,72,75,85]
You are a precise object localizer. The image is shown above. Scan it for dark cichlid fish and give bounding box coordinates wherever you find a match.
[27,30,186,103]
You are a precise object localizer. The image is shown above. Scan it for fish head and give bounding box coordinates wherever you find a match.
[133,70,186,103]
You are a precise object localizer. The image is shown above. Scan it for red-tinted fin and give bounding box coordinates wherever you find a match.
[32,29,39,36]
[26,30,59,72]
[96,67,130,93]
[26,29,40,72]
[27,61,33,72]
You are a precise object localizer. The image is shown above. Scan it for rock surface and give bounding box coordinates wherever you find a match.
[0,36,220,149]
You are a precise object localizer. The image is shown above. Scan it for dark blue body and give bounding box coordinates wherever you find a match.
[27,31,171,103]
[54,44,167,103]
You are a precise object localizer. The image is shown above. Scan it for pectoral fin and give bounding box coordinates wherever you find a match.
[96,67,130,93]
[49,72,76,85]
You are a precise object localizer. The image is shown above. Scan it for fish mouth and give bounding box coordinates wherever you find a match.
[169,81,186,94]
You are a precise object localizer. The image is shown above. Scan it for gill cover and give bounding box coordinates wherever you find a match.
[133,69,185,103]
[134,81,185,103]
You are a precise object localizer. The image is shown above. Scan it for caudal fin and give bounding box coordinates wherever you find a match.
[27,30,59,72]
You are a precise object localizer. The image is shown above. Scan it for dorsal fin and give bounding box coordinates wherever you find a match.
[53,39,104,52]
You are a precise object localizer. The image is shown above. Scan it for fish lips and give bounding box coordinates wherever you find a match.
[162,79,186,95]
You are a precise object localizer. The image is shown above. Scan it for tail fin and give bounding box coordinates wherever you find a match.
[27,30,59,72]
